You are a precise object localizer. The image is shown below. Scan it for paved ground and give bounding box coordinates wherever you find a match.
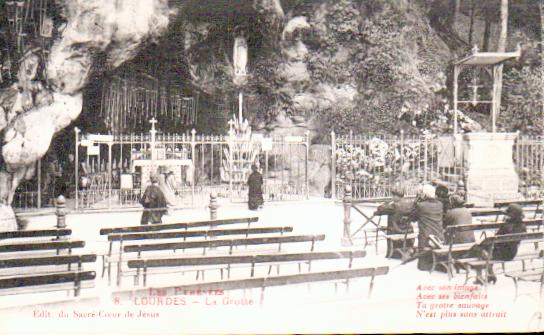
[1,198,543,334]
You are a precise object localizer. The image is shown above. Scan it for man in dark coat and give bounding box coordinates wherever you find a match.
[374,186,414,258]
[140,174,167,225]
[493,203,527,261]
[470,203,526,284]
[247,164,264,210]
[410,184,445,271]
[443,195,475,244]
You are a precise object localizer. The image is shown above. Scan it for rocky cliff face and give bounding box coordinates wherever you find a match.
[0,0,172,230]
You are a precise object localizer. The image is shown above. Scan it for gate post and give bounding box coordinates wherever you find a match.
[331,130,336,199]
[107,141,112,209]
[191,129,196,206]
[342,184,353,246]
[400,129,404,189]
[305,130,310,200]
[74,127,80,210]
[228,129,234,202]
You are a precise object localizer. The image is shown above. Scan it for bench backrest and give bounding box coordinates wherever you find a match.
[0,229,72,240]
[481,231,543,245]
[0,254,97,269]
[446,219,544,234]
[124,234,326,254]
[112,266,389,299]
[0,271,96,291]
[108,226,293,242]
[127,250,366,269]
[100,217,259,235]
[0,240,85,253]
[494,199,542,208]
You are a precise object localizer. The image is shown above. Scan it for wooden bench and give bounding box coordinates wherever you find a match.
[125,234,325,256]
[127,250,367,286]
[494,199,543,208]
[430,219,544,278]
[455,232,544,286]
[0,240,85,256]
[504,262,544,301]
[0,254,97,277]
[103,226,293,283]
[0,271,96,297]
[0,229,72,241]
[99,217,259,236]
[114,234,325,286]
[113,266,389,304]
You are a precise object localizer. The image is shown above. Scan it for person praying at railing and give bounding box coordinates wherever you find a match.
[247,163,264,210]
[443,195,475,244]
[409,184,445,271]
[374,185,415,259]
[140,174,167,225]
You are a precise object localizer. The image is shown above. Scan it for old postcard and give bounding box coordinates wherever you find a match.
[1,0,543,334]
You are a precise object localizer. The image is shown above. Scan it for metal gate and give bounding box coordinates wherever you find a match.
[331,131,464,199]
[72,129,309,210]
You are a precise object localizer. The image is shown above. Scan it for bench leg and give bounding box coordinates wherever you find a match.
[101,255,106,278]
[385,239,393,258]
[463,265,471,285]
[511,277,519,302]
[117,265,123,287]
[260,286,266,306]
[429,253,437,274]
[134,268,140,286]
[375,229,379,254]
[368,276,375,299]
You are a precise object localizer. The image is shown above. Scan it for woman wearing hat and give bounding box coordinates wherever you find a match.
[409,184,445,271]
[443,195,475,244]
[374,185,415,259]
[470,203,527,284]
[494,203,527,260]
[140,174,168,225]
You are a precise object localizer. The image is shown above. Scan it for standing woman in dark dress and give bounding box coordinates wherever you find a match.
[247,164,264,210]
[140,174,168,225]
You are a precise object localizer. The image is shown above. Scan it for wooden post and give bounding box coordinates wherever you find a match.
[492,64,499,133]
[108,142,112,209]
[331,130,336,199]
[74,127,80,210]
[342,184,353,246]
[453,65,459,134]
[305,130,310,200]
[191,129,196,206]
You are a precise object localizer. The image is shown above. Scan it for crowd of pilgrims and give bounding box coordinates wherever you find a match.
[375,181,527,284]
